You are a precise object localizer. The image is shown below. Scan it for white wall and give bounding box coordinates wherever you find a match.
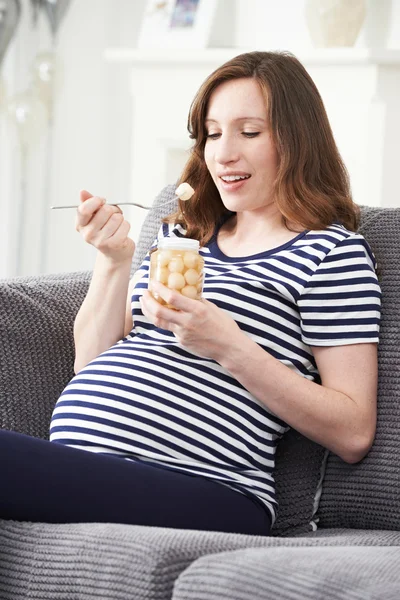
[0,0,399,279]
[45,0,146,275]
[0,0,147,278]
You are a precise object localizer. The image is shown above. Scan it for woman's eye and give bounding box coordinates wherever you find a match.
[205,131,260,139]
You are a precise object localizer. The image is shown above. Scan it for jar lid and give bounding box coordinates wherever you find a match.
[158,237,200,251]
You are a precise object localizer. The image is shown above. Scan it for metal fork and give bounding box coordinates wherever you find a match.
[50,198,179,211]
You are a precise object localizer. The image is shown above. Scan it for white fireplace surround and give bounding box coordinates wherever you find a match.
[105,47,400,210]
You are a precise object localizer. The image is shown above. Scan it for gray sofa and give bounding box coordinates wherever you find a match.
[1,184,400,600]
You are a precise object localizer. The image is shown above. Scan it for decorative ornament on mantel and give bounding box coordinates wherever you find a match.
[0,0,21,68]
[41,0,71,41]
[0,76,7,110]
[30,50,57,120]
[7,88,47,149]
[305,0,367,47]
[30,0,41,26]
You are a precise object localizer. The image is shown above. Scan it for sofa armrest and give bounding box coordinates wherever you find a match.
[173,545,400,600]
[0,270,92,440]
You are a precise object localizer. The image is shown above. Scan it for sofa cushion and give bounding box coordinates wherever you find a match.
[1,521,400,600]
[173,545,400,600]
[0,271,91,440]
[317,206,400,530]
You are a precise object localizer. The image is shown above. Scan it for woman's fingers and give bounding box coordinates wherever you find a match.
[151,281,200,313]
[86,204,119,231]
[140,289,188,328]
[95,214,130,251]
[106,218,131,245]
[75,191,135,262]
[75,195,106,229]
[77,204,122,239]
[140,293,173,332]
[79,189,93,203]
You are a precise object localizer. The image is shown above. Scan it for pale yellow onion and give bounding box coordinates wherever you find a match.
[168,272,186,290]
[168,257,184,273]
[158,250,173,267]
[181,285,197,299]
[175,182,195,201]
[184,268,199,286]
[155,267,169,284]
[183,251,198,269]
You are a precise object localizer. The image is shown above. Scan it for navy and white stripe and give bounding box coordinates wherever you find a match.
[50,220,381,525]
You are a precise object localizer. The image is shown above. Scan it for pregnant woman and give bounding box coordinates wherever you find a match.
[1,51,381,536]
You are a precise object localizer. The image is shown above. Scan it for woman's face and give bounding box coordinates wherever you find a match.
[204,77,279,213]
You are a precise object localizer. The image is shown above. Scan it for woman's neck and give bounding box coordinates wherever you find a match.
[217,211,304,257]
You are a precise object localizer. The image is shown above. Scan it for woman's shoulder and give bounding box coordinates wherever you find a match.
[308,222,362,240]
[305,223,373,251]
[305,223,377,270]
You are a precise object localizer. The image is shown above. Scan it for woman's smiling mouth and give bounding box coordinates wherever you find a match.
[219,173,251,191]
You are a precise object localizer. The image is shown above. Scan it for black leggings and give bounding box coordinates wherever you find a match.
[0,429,271,536]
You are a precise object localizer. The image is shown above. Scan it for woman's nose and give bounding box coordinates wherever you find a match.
[214,136,240,165]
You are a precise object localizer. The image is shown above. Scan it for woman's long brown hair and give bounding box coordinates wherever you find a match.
[164,51,359,247]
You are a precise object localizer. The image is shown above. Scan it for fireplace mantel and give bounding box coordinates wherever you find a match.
[105,47,400,66]
[105,47,400,209]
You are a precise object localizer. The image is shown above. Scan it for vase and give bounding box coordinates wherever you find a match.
[305,0,367,47]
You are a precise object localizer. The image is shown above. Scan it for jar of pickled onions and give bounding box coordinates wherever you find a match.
[149,238,204,308]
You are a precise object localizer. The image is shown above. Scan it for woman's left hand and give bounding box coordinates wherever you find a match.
[140,281,243,361]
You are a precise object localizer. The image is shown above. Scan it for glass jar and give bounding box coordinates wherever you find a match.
[149,238,204,309]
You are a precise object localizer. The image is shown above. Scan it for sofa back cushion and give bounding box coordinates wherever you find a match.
[316,206,400,530]
[0,271,91,440]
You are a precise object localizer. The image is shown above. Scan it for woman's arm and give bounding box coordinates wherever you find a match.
[73,191,136,373]
[74,253,132,373]
[216,336,378,464]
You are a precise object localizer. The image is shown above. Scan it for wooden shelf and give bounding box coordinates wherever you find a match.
[104,47,400,67]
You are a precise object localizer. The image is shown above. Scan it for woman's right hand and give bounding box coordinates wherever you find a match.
[75,190,136,264]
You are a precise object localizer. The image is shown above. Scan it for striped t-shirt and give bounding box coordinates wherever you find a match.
[49,218,381,526]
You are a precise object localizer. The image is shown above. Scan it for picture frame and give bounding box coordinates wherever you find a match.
[137,0,219,50]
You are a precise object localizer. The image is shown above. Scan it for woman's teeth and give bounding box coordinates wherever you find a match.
[221,175,250,182]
